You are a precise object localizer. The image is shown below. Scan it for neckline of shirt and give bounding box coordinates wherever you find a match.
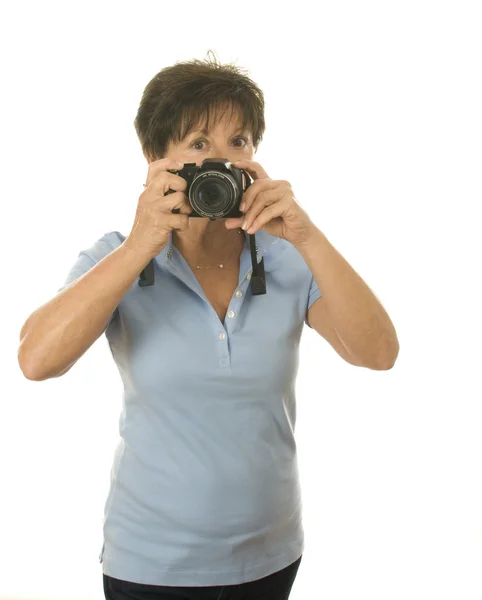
[161,228,279,264]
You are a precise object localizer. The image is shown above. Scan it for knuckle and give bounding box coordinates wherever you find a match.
[175,174,187,189]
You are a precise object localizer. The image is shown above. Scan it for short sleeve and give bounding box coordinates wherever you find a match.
[57,231,124,329]
[305,273,324,328]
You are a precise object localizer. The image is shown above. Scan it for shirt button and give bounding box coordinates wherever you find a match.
[219,332,226,340]
[235,291,243,298]
[227,310,235,318]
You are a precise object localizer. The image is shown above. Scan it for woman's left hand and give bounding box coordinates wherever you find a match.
[224,159,316,247]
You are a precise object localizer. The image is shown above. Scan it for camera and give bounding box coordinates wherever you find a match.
[138,157,266,295]
[167,158,252,219]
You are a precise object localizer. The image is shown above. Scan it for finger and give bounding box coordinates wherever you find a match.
[246,202,282,235]
[150,171,188,196]
[242,187,280,232]
[152,189,190,214]
[169,213,191,231]
[233,159,270,180]
[225,216,246,229]
[239,178,278,215]
[145,157,184,187]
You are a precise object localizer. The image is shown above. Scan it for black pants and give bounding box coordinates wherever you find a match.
[103,555,302,600]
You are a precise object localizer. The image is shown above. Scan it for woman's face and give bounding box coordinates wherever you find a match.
[164,112,255,167]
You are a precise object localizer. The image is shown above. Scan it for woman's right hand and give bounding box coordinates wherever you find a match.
[124,157,192,259]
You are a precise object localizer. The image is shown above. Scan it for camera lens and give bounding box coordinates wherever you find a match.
[190,172,237,218]
[199,180,228,207]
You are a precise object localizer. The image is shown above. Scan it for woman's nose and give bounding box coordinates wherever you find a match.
[207,146,228,159]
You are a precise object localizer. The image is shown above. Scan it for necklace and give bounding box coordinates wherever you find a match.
[191,228,245,269]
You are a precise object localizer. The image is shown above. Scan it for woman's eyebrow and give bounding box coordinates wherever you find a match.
[189,127,248,137]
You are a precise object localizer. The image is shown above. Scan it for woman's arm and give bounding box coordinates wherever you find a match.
[18,242,155,381]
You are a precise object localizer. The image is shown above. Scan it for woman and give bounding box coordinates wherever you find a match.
[18,53,398,599]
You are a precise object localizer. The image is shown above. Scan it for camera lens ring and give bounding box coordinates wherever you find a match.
[189,171,238,218]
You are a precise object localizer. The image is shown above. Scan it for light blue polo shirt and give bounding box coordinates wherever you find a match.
[58,227,323,586]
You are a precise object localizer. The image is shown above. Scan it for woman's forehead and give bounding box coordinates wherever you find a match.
[184,103,247,135]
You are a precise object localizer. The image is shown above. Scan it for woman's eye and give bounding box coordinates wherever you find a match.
[190,138,247,150]
[233,137,247,147]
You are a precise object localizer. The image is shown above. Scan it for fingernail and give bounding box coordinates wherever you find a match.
[240,203,246,212]
[242,220,248,231]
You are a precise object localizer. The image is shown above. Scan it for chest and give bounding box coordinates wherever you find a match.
[192,266,240,324]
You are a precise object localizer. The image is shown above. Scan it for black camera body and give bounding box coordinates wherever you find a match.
[167,158,252,220]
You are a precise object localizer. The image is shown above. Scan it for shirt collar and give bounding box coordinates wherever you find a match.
[157,227,283,271]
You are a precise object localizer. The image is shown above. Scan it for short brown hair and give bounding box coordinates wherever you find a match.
[133,50,266,162]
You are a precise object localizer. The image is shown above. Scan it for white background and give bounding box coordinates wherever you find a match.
[2,1,481,598]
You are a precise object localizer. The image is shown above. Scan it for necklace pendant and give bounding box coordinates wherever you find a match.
[219,264,224,268]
